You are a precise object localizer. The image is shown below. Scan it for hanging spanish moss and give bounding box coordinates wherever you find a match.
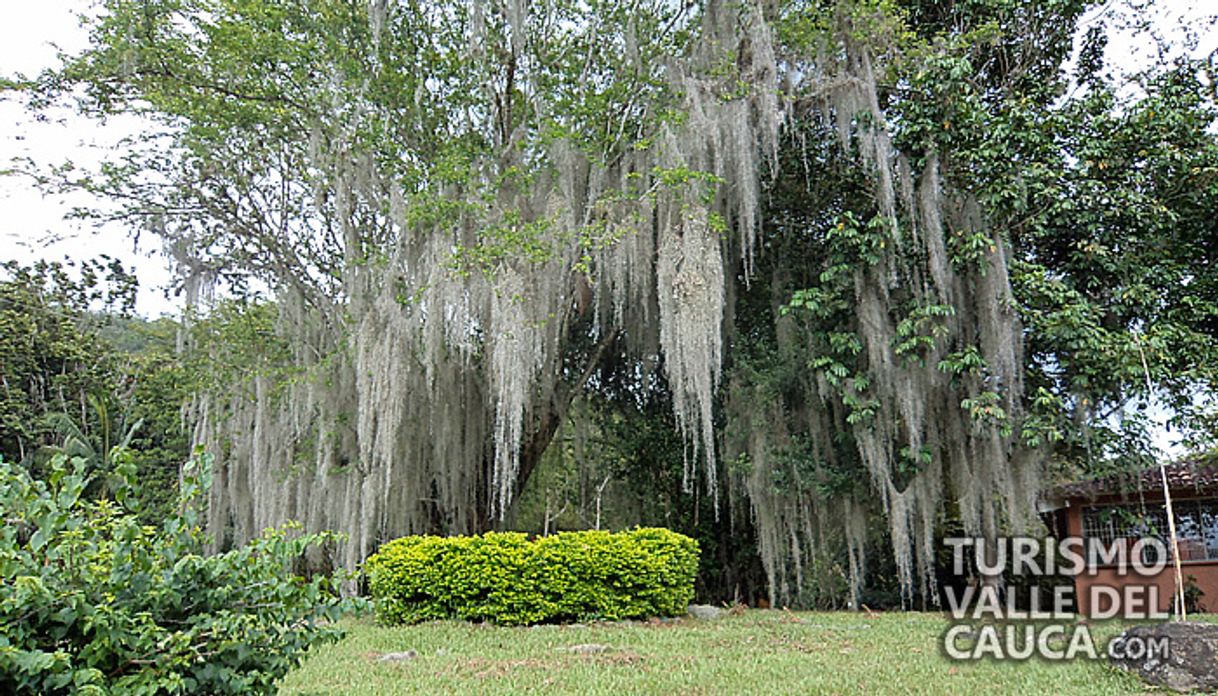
[729,9,1038,607]
[162,0,1043,604]
[181,0,781,571]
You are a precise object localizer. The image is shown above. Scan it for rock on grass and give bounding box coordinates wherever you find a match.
[378,649,419,662]
[687,604,725,620]
[1109,622,1218,692]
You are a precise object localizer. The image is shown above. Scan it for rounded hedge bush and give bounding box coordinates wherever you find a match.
[365,528,699,625]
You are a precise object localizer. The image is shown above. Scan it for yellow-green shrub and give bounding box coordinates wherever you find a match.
[365,528,699,625]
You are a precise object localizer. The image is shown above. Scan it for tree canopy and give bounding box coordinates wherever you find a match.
[11,0,1218,607]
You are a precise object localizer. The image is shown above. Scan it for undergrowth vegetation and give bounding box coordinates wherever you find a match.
[0,452,361,695]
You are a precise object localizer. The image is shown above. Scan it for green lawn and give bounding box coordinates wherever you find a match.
[278,611,1161,695]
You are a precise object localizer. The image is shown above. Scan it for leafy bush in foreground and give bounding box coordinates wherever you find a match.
[0,453,358,695]
[366,528,699,625]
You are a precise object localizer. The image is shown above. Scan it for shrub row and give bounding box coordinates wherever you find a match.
[365,528,699,625]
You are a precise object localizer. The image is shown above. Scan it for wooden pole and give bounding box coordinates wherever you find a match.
[1136,332,1186,621]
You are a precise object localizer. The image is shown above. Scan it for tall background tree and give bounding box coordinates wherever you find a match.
[0,258,189,518]
[9,0,1218,607]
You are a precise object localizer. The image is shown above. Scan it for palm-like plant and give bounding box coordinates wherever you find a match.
[40,392,143,497]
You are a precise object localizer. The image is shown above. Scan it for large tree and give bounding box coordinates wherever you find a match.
[13,0,1218,605]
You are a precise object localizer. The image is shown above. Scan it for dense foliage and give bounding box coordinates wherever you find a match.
[366,528,699,625]
[7,0,1218,609]
[0,260,188,520]
[0,453,356,695]
[0,259,132,463]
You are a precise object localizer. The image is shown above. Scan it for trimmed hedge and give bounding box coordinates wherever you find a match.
[365,528,699,625]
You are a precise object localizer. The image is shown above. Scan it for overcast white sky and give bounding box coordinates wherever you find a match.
[0,1,1214,449]
[0,1,176,315]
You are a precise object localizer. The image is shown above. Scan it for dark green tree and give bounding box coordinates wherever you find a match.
[9,0,1218,608]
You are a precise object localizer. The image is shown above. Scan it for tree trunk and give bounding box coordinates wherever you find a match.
[472,327,620,532]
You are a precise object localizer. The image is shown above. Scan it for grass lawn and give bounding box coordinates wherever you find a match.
[278,610,1165,695]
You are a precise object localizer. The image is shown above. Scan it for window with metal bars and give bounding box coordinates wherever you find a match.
[1082,499,1218,563]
